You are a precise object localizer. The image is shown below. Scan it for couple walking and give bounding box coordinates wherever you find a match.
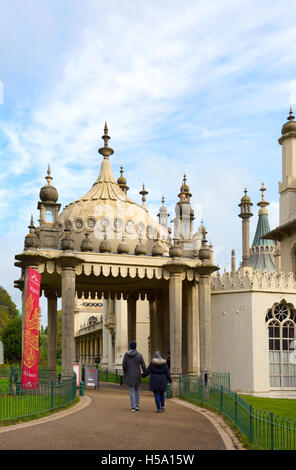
[122,341,172,413]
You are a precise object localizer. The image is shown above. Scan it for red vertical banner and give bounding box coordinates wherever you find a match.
[21,267,41,389]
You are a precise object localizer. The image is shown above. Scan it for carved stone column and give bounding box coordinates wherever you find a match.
[166,259,188,395]
[115,297,128,368]
[47,291,57,376]
[127,295,137,345]
[196,263,218,380]
[185,282,199,375]
[101,296,109,367]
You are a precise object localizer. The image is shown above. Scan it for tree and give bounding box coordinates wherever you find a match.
[2,316,22,363]
[0,286,18,340]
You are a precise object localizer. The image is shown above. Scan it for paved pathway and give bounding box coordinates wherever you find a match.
[0,383,237,450]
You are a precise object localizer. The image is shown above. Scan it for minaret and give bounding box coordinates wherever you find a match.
[37,165,61,248]
[250,182,275,272]
[238,188,253,267]
[278,106,296,225]
[231,249,236,274]
[157,196,169,229]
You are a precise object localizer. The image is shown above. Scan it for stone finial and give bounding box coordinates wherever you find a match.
[61,220,74,251]
[169,239,182,258]
[99,226,112,253]
[117,231,129,254]
[198,227,211,262]
[117,164,129,193]
[135,236,147,255]
[81,232,93,252]
[24,214,39,250]
[39,164,58,203]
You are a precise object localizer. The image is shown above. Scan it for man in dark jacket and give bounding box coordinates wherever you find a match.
[122,341,146,411]
[143,351,172,412]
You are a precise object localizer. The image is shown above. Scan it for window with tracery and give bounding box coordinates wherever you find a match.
[265,303,296,388]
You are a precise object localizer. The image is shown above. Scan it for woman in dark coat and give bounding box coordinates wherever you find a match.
[143,351,172,412]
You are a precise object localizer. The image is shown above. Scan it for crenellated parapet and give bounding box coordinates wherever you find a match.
[212,270,296,293]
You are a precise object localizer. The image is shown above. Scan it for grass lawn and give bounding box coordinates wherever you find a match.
[239,394,296,421]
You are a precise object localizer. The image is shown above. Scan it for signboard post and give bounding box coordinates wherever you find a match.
[84,367,99,389]
[21,267,41,389]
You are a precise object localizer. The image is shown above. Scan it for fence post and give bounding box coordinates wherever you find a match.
[50,380,54,409]
[116,369,118,382]
[16,380,21,396]
[106,368,108,382]
[9,366,13,393]
[234,392,238,425]
[270,412,274,450]
[220,386,224,412]
[79,381,85,396]
[179,375,182,396]
[249,404,254,443]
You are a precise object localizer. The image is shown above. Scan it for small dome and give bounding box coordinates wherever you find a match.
[281,108,296,135]
[240,188,251,204]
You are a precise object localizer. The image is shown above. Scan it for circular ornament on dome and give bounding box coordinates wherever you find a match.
[98,217,110,231]
[147,224,156,239]
[113,217,123,232]
[137,222,145,235]
[86,217,96,230]
[74,218,84,231]
[126,219,136,234]
[65,219,73,232]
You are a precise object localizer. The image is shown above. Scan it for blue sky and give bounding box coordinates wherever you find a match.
[0,0,296,319]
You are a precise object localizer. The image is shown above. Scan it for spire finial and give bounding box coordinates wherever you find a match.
[258,181,269,211]
[99,122,114,159]
[139,183,148,206]
[45,164,53,185]
[162,195,165,205]
[287,106,295,121]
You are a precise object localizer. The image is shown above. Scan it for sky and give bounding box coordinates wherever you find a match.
[0,0,296,323]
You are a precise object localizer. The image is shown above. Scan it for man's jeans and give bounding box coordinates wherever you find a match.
[129,385,140,409]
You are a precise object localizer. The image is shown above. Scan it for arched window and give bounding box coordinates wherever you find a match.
[266,302,296,388]
[46,209,54,223]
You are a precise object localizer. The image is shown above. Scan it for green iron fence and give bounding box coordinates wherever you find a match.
[179,375,296,450]
[0,373,76,423]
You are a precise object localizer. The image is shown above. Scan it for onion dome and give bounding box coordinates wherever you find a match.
[117,232,130,254]
[117,165,129,193]
[158,196,167,214]
[169,241,182,258]
[240,188,251,204]
[24,215,39,250]
[135,237,147,255]
[179,173,192,198]
[281,106,296,135]
[151,239,164,256]
[39,165,58,203]
[61,220,74,251]
[81,233,93,252]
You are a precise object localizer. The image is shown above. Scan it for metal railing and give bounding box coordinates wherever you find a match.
[0,372,76,423]
[179,375,296,450]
